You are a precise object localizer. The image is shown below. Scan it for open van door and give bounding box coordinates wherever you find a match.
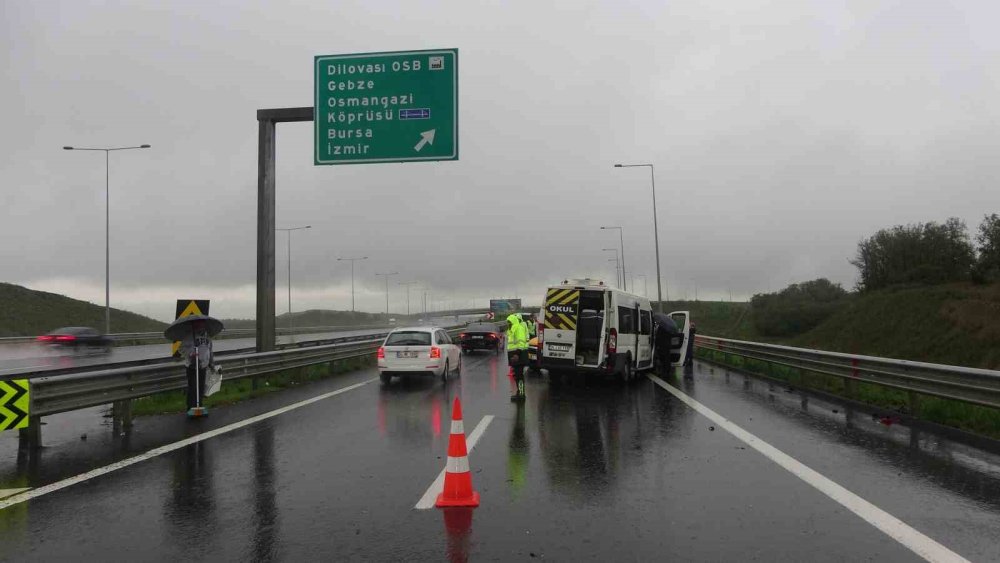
[668,311,691,367]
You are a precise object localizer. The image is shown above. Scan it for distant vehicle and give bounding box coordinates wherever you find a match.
[457,323,504,355]
[36,327,113,353]
[538,279,682,382]
[377,327,462,384]
[652,312,692,371]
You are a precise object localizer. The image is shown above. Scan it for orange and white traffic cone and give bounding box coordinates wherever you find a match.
[436,397,480,507]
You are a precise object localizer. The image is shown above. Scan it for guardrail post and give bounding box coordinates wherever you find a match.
[112,399,134,433]
[908,390,920,418]
[18,416,41,450]
[846,358,860,400]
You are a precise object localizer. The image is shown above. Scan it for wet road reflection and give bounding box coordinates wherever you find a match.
[506,401,529,499]
[249,424,278,562]
[164,441,218,551]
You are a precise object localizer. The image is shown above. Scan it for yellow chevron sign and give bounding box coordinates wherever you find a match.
[544,289,580,330]
[171,299,209,356]
[0,380,29,431]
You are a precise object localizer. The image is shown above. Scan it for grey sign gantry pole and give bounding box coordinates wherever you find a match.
[257,107,313,353]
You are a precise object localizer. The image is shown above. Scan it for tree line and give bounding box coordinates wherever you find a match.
[749,214,999,338]
[852,214,1000,291]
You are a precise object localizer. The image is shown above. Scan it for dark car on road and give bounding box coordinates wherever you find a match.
[457,323,504,355]
[36,327,113,353]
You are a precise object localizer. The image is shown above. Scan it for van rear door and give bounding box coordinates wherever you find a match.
[542,287,581,365]
[668,311,691,367]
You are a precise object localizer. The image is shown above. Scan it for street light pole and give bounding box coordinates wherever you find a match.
[399,281,420,316]
[276,225,311,329]
[63,144,151,334]
[603,248,620,288]
[601,226,626,292]
[336,256,368,312]
[615,163,664,311]
[375,272,398,320]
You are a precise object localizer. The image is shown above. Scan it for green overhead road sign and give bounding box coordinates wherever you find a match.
[314,49,458,165]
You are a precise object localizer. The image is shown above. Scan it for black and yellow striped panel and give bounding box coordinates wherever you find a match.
[543,289,580,330]
[0,379,29,431]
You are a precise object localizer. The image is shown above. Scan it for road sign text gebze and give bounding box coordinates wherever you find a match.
[314,49,458,165]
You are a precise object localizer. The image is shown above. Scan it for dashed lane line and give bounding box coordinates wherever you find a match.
[0,377,377,511]
[415,414,494,509]
[647,374,969,563]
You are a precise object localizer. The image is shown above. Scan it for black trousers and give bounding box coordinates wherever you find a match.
[186,364,206,409]
[508,350,526,394]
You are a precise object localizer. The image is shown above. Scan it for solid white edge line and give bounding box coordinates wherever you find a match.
[0,377,377,511]
[647,374,969,563]
[0,487,30,499]
[415,414,494,509]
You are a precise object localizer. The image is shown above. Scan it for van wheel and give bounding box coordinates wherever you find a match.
[622,358,633,383]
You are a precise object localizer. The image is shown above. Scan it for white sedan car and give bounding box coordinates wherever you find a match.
[377,327,462,384]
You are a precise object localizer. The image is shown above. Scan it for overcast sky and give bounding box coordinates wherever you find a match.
[2,0,998,322]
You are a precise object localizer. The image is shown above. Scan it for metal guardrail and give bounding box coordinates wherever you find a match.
[11,329,402,381]
[27,326,465,418]
[0,324,394,345]
[696,335,1000,410]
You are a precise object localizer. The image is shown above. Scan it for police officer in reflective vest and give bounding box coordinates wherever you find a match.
[506,313,529,401]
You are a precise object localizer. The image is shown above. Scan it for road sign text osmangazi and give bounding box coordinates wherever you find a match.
[314,49,458,165]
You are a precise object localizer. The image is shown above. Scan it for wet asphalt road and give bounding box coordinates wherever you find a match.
[2,354,999,561]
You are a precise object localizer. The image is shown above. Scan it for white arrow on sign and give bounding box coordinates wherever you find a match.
[413,129,436,152]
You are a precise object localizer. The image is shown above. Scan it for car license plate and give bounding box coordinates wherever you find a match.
[472,336,483,339]
[528,353,537,361]
[396,351,418,358]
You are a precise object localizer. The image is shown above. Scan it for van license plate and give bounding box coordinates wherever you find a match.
[548,343,570,352]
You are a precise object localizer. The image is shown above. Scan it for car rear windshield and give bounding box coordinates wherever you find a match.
[466,324,498,332]
[384,331,432,346]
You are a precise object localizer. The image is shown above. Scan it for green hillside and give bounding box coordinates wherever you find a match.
[0,282,167,336]
[791,283,1000,369]
[654,300,754,339]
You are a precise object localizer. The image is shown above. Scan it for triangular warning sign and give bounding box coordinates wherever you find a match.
[177,300,205,319]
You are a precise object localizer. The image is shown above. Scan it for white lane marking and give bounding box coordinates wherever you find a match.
[647,375,969,563]
[0,378,376,511]
[0,488,30,499]
[415,414,494,510]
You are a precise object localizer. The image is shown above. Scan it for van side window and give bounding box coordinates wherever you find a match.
[617,306,635,335]
[640,310,651,335]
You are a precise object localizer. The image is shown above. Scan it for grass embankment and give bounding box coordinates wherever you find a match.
[655,300,755,339]
[691,282,1000,439]
[697,347,1000,440]
[791,283,1000,369]
[0,282,167,337]
[132,355,375,415]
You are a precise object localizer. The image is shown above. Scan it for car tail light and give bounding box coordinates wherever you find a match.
[607,328,617,355]
[487,333,497,339]
[377,347,385,359]
[55,335,76,342]
[459,333,467,340]
[36,335,54,342]
[430,346,441,359]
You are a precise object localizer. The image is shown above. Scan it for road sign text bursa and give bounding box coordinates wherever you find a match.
[314,49,458,165]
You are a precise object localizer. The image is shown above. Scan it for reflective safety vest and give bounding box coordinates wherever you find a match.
[506,314,528,351]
